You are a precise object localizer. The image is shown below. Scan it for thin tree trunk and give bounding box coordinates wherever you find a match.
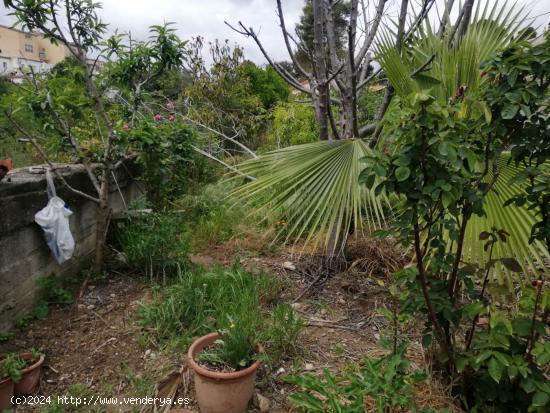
[312,0,330,140]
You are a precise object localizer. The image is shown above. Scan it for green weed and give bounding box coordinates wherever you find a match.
[115,198,191,281]
[139,262,302,367]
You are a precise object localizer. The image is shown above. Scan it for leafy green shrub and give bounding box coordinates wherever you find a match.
[285,344,428,413]
[139,262,301,367]
[121,120,216,207]
[357,86,385,125]
[456,286,550,412]
[264,101,319,149]
[115,201,190,280]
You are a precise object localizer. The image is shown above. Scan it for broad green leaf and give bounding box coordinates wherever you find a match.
[532,392,549,407]
[501,104,519,119]
[395,166,411,182]
[488,357,504,383]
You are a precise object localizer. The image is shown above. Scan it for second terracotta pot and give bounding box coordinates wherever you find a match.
[187,333,263,413]
[14,353,45,396]
[0,377,13,412]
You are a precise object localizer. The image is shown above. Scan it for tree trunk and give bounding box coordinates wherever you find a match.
[312,0,330,140]
[92,176,110,274]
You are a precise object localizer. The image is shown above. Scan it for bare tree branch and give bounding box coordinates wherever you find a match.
[276,0,310,79]
[225,21,312,95]
[6,111,100,203]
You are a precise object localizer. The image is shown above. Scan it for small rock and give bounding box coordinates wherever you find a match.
[145,349,151,357]
[282,261,296,271]
[374,333,380,340]
[87,304,95,310]
[290,302,303,311]
[110,293,116,298]
[275,367,286,376]
[304,363,314,371]
[254,392,270,413]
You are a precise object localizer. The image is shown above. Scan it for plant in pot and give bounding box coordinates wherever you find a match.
[0,353,26,411]
[14,349,45,396]
[187,315,264,413]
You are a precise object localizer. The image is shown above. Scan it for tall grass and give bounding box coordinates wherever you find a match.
[138,262,303,364]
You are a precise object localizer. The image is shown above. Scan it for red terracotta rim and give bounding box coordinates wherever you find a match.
[187,332,263,380]
[19,353,45,374]
[0,376,12,385]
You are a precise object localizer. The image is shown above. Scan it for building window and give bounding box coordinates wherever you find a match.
[25,33,32,39]
[25,44,33,53]
[2,62,6,72]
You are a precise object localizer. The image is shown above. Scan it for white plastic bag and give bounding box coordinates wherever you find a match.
[34,170,75,264]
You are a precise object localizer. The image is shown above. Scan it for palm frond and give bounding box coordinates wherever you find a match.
[229,140,391,254]
[464,155,550,287]
[376,0,527,102]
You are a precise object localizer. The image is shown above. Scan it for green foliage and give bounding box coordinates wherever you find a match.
[29,274,74,320]
[285,344,428,413]
[0,353,27,383]
[185,38,286,149]
[265,100,319,148]
[138,262,302,368]
[295,0,350,70]
[115,201,190,279]
[120,120,215,207]
[376,1,525,104]
[231,140,390,254]
[363,28,550,412]
[240,62,289,109]
[0,58,97,161]
[259,303,305,364]
[357,87,385,125]
[103,23,187,114]
[176,182,244,249]
[483,34,550,250]
[457,286,550,412]
[36,275,74,305]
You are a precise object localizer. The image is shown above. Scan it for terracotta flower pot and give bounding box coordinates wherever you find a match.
[14,353,44,396]
[0,377,14,412]
[187,333,263,413]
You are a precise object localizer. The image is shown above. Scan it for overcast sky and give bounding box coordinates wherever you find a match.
[1,0,549,64]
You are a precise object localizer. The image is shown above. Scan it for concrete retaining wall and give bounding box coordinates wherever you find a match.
[0,161,142,332]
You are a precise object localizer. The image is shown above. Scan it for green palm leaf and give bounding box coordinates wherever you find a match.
[464,155,550,287]
[229,140,390,254]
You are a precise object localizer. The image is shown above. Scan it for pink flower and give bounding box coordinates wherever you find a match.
[166,101,174,111]
[168,115,175,122]
[154,114,163,122]
[122,123,129,130]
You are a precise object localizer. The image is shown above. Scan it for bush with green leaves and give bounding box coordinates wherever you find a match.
[120,120,216,208]
[264,100,319,149]
[361,73,549,411]
[482,34,550,251]
[138,262,302,368]
[115,202,190,280]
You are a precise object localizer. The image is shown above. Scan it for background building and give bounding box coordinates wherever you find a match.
[0,24,72,80]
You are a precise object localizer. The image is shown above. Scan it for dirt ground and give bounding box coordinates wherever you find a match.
[1,238,462,413]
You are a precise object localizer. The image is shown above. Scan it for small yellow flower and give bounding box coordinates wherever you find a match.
[230,323,235,329]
